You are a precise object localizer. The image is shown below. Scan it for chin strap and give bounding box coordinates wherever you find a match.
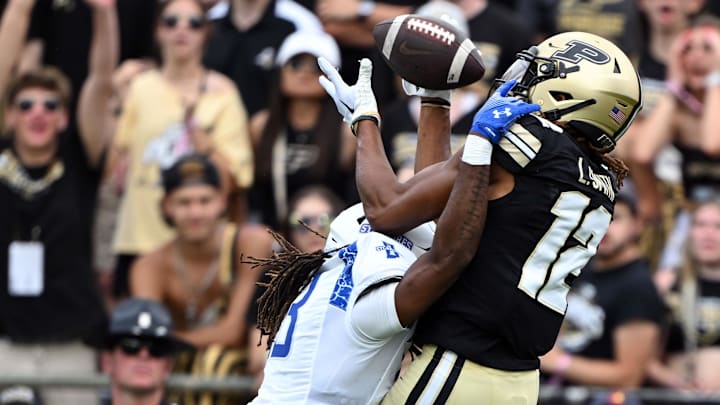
[543,98,597,121]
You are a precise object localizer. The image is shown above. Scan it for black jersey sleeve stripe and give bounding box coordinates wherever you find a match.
[433,356,465,404]
[406,347,445,404]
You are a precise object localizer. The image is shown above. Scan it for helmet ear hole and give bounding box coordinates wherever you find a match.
[550,91,572,101]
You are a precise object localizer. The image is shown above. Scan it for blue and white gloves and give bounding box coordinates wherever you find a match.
[470,79,541,144]
[460,79,540,166]
[318,57,380,135]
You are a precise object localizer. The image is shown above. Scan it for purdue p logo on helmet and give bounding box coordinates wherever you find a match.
[497,31,642,151]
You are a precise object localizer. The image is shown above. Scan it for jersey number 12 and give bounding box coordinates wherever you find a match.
[517,191,611,314]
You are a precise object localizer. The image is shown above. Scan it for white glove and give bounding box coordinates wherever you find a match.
[401,79,452,105]
[318,57,380,134]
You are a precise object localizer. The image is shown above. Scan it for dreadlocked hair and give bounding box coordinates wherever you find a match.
[242,227,341,349]
[587,142,630,188]
[571,132,630,188]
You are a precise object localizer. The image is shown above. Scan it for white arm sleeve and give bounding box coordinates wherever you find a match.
[350,282,406,342]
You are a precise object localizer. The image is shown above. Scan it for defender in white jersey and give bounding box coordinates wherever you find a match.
[251,203,435,404]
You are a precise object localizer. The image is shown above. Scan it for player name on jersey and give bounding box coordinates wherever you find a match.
[576,157,615,201]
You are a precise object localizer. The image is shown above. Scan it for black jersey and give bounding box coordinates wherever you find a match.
[665,278,720,354]
[674,143,720,202]
[415,115,617,371]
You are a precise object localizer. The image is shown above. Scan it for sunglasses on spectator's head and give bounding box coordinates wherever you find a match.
[288,212,333,233]
[161,14,207,30]
[115,337,171,358]
[15,98,60,113]
[286,55,322,74]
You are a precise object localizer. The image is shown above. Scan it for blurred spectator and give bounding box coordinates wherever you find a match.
[647,199,720,391]
[632,15,720,292]
[0,0,117,404]
[284,185,345,253]
[97,298,194,405]
[460,0,533,92]
[94,58,157,307]
[514,0,641,58]
[249,30,356,228]
[203,0,322,116]
[130,154,273,405]
[540,189,665,390]
[108,0,254,299]
[620,0,703,270]
[21,0,157,113]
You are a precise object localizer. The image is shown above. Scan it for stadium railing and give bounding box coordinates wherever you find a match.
[1,375,720,404]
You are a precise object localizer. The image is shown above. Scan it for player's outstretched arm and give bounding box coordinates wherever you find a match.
[319,57,455,235]
[402,80,453,172]
[394,81,540,326]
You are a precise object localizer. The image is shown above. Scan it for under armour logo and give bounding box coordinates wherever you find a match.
[493,108,512,119]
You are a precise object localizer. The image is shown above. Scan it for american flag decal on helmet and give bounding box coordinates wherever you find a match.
[609,106,626,124]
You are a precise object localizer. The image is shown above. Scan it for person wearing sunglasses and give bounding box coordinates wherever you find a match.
[249,30,357,229]
[285,185,345,254]
[107,0,254,300]
[202,0,322,117]
[98,298,194,405]
[0,1,117,405]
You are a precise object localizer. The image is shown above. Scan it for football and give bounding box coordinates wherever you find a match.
[373,14,485,90]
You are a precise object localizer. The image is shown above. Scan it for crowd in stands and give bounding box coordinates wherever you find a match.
[1,0,720,404]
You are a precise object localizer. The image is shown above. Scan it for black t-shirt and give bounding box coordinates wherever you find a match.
[203,2,296,116]
[0,134,106,342]
[466,3,534,83]
[665,278,720,354]
[415,115,618,371]
[28,1,158,109]
[552,0,641,60]
[559,259,665,360]
[248,109,351,227]
[637,47,667,115]
[673,143,720,202]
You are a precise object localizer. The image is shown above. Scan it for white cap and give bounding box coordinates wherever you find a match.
[415,0,469,37]
[276,30,342,69]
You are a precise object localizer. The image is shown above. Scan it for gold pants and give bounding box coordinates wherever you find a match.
[382,345,539,405]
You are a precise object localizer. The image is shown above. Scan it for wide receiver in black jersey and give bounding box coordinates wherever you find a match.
[322,31,642,404]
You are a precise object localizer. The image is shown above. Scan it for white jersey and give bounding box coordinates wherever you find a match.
[251,205,434,405]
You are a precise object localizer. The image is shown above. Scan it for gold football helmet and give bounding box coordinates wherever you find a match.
[496,31,642,151]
